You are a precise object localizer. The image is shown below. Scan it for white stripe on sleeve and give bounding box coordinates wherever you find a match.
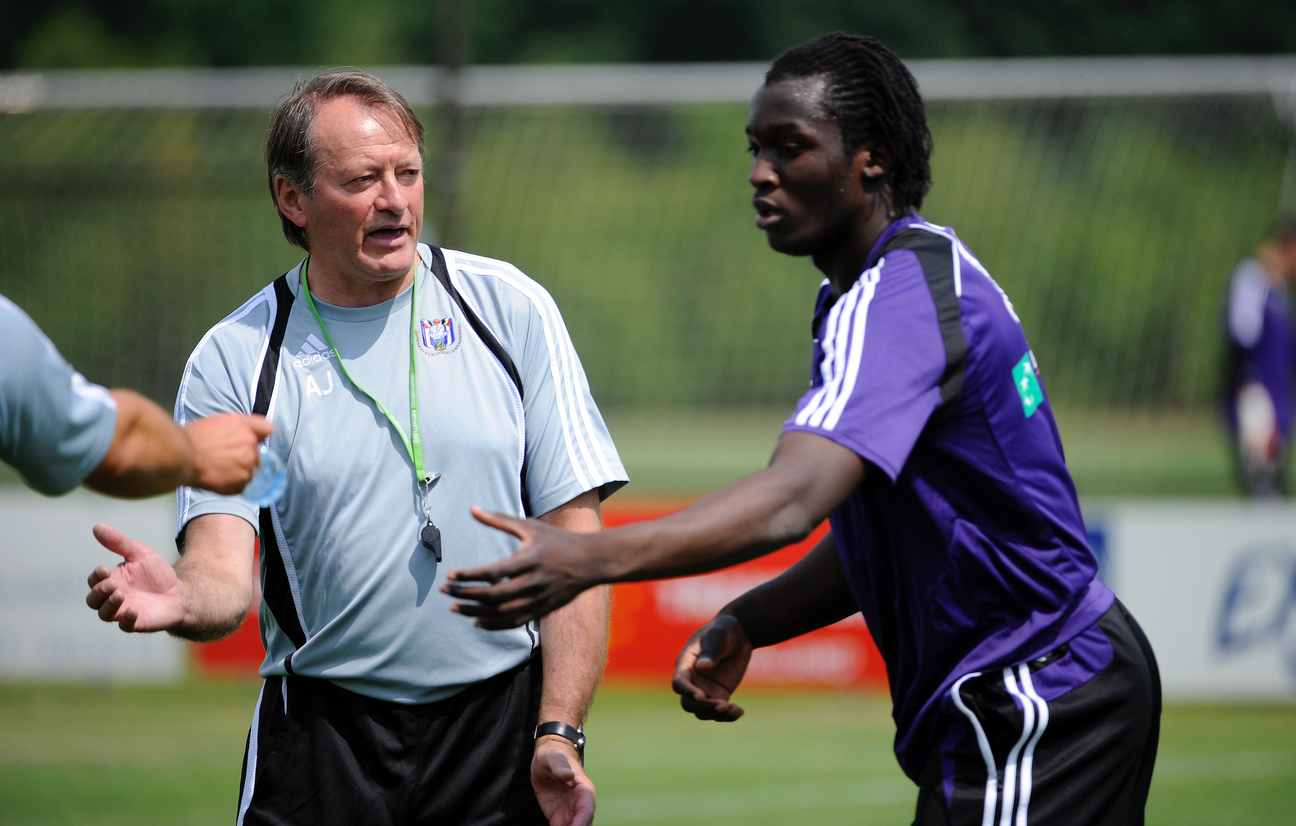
[823,263,884,430]
[793,293,847,426]
[552,298,617,481]
[799,281,863,428]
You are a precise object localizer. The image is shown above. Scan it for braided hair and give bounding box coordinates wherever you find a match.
[766,33,932,216]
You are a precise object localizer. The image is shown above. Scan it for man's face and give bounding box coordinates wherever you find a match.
[746,77,867,257]
[284,96,424,285]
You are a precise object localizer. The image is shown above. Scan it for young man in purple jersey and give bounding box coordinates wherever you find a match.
[1223,218,1296,496]
[445,33,1161,825]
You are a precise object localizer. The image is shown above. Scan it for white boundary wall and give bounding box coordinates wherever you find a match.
[0,488,184,681]
[1,55,1295,112]
[1,488,1295,697]
[1089,501,1296,700]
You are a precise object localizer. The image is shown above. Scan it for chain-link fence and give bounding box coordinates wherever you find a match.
[2,60,1294,494]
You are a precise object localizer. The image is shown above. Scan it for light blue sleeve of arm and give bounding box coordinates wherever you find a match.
[0,297,118,496]
[174,301,269,537]
[516,289,628,517]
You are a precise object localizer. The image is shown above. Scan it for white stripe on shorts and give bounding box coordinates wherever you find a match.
[999,667,1039,826]
[1015,665,1051,826]
[949,665,1053,826]
[949,672,998,826]
[235,682,268,826]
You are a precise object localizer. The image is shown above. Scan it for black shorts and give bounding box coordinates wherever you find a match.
[914,600,1161,826]
[235,657,547,826]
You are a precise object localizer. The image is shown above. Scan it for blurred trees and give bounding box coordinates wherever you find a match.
[4,0,1296,70]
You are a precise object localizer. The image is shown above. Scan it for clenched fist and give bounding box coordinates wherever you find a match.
[184,414,274,494]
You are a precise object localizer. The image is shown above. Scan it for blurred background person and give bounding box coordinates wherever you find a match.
[2,294,272,499]
[1223,218,1296,497]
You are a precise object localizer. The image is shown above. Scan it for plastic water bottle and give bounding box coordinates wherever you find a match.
[240,443,287,507]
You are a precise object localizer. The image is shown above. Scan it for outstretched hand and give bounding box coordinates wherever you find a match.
[185,413,274,494]
[85,523,185,633]
[672,613,753,722]
[532,737,596,826]
[441,507,603,630]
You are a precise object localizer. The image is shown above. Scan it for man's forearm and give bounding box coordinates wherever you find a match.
[535,490,610,727]
[538,586,611,727]
[722,532,858,648]
[84,393,271,499]
[170,515,257,642]
[594,472,822,583]
[170,558,255,642]
[586,434,866,585]
[444,434,866,632]
[84,390,195,497]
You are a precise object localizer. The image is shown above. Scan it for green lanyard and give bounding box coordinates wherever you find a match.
[299,257,430,485]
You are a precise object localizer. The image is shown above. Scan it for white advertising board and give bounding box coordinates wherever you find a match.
[0,488,1294,698]
[0,488,184,681]
[1090,501,1296,700]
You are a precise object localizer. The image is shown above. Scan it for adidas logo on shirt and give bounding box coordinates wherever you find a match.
[296,334,328,358]
[292,334,336,369]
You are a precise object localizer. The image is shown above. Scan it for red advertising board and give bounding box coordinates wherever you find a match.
[600,501,887,689]
[193,499,888,691]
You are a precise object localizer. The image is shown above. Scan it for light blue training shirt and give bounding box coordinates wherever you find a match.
[176,245,628,704]
[1,294,118,495]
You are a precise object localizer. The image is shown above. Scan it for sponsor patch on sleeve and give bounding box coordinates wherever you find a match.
[1012,350,1043,418]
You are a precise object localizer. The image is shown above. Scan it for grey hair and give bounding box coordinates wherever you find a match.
[265,70,426,251]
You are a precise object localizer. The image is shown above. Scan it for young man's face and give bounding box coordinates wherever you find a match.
[281,95,424,287]
[746,76,869,257]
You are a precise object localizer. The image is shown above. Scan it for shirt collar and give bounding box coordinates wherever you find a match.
[814,213,926,328]
[865,212,924,270]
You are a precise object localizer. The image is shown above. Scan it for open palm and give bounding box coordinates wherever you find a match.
[532,739,596,826]
[85,523,185,632]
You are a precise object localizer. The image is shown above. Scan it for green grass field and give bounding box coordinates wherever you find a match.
[1,680,1292,825]
[0,404,1280,823]
[601,405,1251,498]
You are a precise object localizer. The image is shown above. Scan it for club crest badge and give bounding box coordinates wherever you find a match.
[418,317,460,355]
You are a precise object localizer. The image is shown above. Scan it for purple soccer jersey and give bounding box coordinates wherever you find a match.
[1224,258,1296,438]
[783,214,1114,780]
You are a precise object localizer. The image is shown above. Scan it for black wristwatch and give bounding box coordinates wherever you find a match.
[535,721,585,762]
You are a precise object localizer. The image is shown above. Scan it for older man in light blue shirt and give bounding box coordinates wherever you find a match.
[84,71,625,826]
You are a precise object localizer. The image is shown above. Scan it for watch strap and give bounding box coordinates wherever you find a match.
[534,721,585,754]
